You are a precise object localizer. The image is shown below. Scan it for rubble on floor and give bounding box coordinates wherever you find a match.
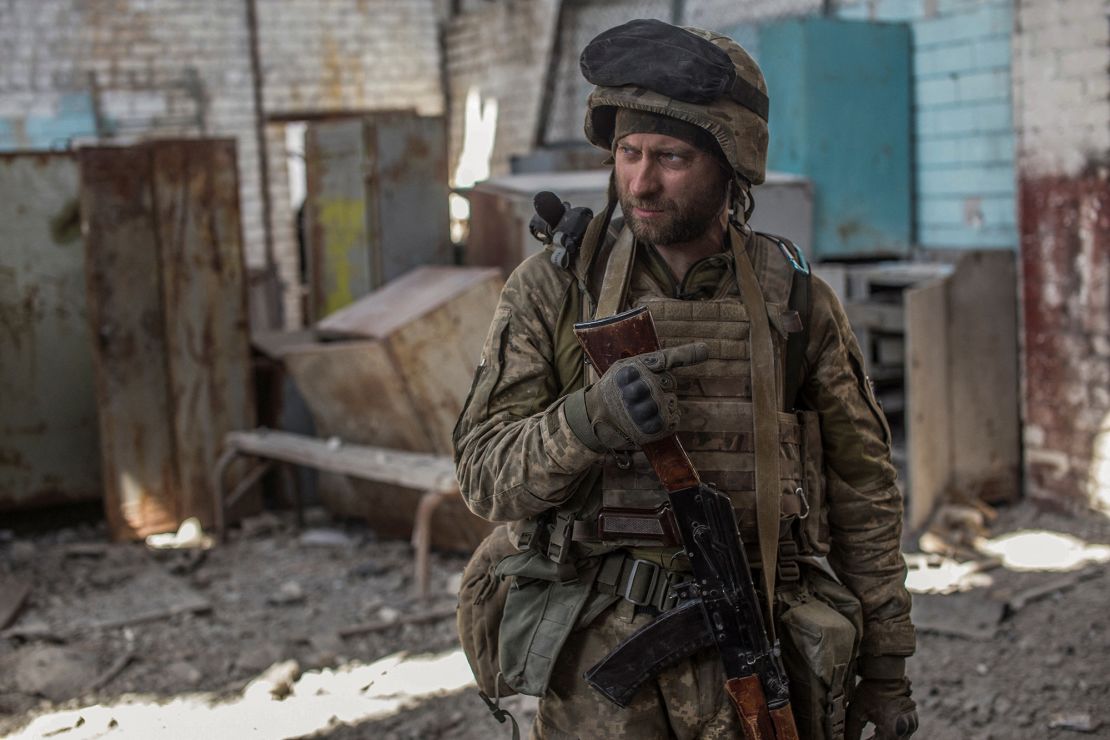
[0,501,1106,739]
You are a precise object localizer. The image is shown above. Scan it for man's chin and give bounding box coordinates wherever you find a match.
[627,216,676,245]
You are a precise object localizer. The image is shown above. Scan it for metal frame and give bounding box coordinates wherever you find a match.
[214,429,459,598]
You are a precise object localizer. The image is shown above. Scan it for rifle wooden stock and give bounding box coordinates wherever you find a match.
[726,677,801,740]
[575,306,799,740]
[573,307,700,491]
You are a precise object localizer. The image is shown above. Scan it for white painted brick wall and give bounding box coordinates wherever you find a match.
[544,0,820,145]
[0,0,444,329]
[1013,0,1110,177]
[444,0,561,177]
[255,0,444,326]
[545,0,672,145]
[0,0,267,289]
[684,0,822,29]
[1014,0,1110,509]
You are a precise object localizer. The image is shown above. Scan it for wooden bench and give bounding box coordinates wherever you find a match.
[214,429,460,598]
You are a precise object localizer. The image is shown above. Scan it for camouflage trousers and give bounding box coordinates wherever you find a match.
[531,601,743,739]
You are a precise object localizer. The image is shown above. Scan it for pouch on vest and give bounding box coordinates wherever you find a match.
[778,566,863,740]
[495,551,601,696]
[797,409,830,556]
[457,525,518,700]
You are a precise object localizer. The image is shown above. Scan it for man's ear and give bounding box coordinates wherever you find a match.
[727,173,754,225]
[719,175,734,225]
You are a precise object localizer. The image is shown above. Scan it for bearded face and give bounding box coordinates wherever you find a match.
[614,132,729,247]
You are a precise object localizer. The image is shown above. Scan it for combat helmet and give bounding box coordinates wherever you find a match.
[581,19,770,188]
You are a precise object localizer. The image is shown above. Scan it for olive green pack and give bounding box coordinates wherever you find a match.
[778,565,864,740]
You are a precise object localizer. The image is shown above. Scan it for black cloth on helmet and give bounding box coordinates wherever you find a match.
[580,19,769,122]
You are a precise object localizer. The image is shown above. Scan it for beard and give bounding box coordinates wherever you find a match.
[618,179,728,247]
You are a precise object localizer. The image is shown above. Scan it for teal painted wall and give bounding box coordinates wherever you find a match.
[838,0,1017,249]
[752,18,913,259]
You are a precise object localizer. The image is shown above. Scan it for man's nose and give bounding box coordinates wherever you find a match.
[627,160,661,199]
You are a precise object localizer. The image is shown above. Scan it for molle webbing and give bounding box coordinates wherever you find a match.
[592,233,799,595]
[582,228,812,621]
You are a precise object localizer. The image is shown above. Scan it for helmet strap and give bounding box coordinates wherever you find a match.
[728,174,755,228]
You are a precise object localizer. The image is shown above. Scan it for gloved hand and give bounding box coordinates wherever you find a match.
[583,342,708,450]
[845,678,918,740]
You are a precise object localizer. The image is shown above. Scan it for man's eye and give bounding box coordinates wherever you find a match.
[660,152,684,163]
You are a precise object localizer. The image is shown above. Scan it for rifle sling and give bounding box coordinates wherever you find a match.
[594,227,635,320]
[729,225,781,635]
[588,227,636,384]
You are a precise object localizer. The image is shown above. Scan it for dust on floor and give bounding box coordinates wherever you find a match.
[0,501,1107,739]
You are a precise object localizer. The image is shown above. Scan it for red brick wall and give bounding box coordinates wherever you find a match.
[1014,0,1110,510]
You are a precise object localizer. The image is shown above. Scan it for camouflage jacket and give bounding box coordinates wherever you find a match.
[452,227,915,658]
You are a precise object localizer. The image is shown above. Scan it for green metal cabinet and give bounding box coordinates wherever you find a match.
[750,18,913,259]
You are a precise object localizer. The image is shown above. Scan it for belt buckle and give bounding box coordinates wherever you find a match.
[623,558,660,607]
[656,572,692,612]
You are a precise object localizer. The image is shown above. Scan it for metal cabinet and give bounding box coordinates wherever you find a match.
[0,152,101,511]
[304,113,451,321]
[754,18,913,259]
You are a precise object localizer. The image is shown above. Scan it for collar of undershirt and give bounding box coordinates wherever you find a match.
[638,238,735,301]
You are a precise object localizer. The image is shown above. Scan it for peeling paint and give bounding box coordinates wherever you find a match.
[1021,165,1110,510]
[0,152,100,510]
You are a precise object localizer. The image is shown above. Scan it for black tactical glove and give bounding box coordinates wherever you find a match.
[845,677,919,740]
[580,342,709,450]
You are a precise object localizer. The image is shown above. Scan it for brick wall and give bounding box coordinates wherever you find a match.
[543,0,816,145]
[544,0,672,145]
[443,0,561,178]
[0,1,262,286]
[255,0,444,325]
[684,0,821,29]
[837,0,1019,250]
[0,0,444,329]
[1013,0,1110,511]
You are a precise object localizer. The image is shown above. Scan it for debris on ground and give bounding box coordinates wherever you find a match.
[0,500,1106,739]
[145,517,213,550]
[1049,712,1102,734]
[0,578,30,630]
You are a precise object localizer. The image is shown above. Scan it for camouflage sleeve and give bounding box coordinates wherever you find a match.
[801,275,916,658]
[452,253,603,523]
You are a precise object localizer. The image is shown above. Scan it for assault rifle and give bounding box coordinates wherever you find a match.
[575,306,799,740]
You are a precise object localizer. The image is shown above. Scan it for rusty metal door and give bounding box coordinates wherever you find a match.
[0,152,101,510]
[371,113,451,285]
[80,140,255,539]
[305,118,372,321]
[304,113,450,321]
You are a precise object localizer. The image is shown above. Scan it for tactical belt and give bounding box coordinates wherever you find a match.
[594,551,694,614]
[593,540,801,615]
[571,489,811,548]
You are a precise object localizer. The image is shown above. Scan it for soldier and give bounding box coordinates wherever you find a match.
[455,19,918,740]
